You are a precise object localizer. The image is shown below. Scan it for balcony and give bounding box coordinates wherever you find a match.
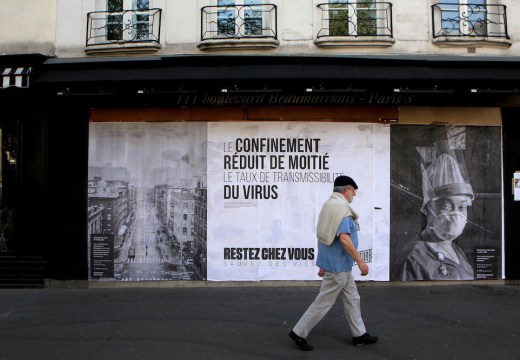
[315,2,394,47]
[431,3,511,48]
[198,4,279,51]
[86,8,162,55]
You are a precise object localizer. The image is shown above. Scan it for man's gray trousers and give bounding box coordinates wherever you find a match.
[293,271,366,338]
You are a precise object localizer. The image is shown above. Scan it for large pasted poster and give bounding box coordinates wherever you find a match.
[88,121,390,281]
[390,125,503,281]
[88,122,207,281]
[207,122,390,281]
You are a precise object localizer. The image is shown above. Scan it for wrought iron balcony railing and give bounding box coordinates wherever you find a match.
[316,2,393,38]
[432,3,508,38]
[86,8,162,47]
[200,4,277,41]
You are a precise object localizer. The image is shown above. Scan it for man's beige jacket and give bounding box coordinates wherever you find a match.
[316,192,359,246]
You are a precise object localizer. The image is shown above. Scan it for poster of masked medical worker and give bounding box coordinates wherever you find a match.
[207,122,390,281]
[88,122,207,281]
[390,125,502,281]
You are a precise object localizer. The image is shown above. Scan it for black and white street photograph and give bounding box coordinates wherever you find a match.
[88,122,208,281]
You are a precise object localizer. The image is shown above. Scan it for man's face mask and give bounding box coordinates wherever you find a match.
[427,196,471,241]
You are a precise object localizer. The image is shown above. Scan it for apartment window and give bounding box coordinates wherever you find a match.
[434,1,509,38]
[86,0,161,52]
[107,0,150,41]
[431,1,510,47]
[199,1,278,49]
[315,1,393,47]
[328,0,377,36]
[106,0,123,41]
[217,0,263,37]
[439,0,486,36]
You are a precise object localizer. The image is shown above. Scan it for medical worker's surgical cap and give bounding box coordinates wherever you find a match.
[421,153,474,214]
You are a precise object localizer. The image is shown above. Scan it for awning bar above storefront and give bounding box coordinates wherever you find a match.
[32,55,520,106]
[37,54,520,76]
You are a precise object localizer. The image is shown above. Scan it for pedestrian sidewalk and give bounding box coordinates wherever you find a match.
[0,283,519,360]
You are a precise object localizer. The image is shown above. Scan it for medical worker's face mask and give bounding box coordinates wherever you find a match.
[427,196,470,241]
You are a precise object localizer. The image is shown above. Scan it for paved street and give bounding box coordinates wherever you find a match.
[0,283,519,360]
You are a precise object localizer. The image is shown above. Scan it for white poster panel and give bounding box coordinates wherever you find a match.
[207,122,390,281]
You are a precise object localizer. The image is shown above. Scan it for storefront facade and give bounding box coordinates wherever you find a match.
[1,0,520,286]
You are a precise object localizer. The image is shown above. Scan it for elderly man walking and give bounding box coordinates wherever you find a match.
[289,175,378,351]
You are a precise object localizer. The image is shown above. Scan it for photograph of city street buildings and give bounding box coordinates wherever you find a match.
[87,122,207,281]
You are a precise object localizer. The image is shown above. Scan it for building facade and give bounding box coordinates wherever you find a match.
[1,0,520,286]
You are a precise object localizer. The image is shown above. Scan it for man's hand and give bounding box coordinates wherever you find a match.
[358,261,369,276]
[317,268,325,277]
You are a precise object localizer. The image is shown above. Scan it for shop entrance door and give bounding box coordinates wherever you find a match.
[0,122,16,254]
[0,117,46,288]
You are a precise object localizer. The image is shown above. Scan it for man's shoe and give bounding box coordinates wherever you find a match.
[289,330,313,351]
[352,333,378,346]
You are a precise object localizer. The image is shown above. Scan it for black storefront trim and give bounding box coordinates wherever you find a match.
[37,55,520,82]
[34,55,520,107]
